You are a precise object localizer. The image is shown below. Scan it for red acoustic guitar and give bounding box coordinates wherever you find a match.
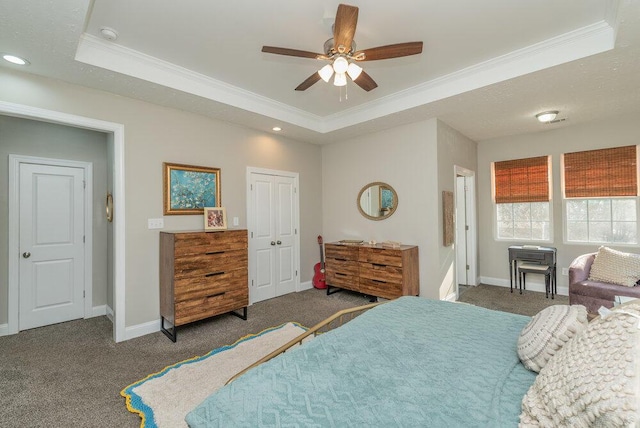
[312,235,327,289]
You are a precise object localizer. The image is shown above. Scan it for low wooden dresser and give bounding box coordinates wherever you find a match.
[324,242,419,300]
[160,230,248,341]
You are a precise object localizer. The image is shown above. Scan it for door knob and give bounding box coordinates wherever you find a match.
[271,241,276,246]
[277,240,282,245]
[22,252,31,259]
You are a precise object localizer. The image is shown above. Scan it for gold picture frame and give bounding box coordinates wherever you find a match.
[204,207,227,230]
[163,162,221,215]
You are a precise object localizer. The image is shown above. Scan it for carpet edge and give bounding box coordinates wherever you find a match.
[119,321,308,428]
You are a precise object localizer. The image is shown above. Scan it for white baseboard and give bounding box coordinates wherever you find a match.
[443,292,457,302]
[299,280,313,291]
[90,304,107,318]
[480,276,568,296]
[125,319,160,341]
[105,305,114,323]
[0,323,8,337]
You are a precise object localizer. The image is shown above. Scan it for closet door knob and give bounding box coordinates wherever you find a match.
[277,240,282,245]
[23,252,31,258]
[271,241,276,246]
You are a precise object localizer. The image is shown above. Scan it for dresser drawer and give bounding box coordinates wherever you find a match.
[359,247,403,267]
[325,271,359,291]
[359,278,402,299]
[174,230,247,256]
[325,257,359,276]
[325,244,359,261]
[175,288,248,326]
[174,249,248,278]
[174,268,247,302]
[359,262,403,283]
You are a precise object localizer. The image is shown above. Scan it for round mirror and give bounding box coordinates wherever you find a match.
[357,182,398,221]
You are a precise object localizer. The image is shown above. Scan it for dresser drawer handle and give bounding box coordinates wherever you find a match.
[206,251,225,255]
[334,258,347,261]
[372,263,386,267]
[205,272,225,277]
[206,292,225,299]
[372,279,387,283]
[335,272,347,277]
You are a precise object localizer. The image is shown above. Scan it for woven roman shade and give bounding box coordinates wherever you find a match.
[494,156,550,203]
[564,145,638,198]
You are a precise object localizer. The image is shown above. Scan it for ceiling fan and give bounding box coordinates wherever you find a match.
[261,4,423,92]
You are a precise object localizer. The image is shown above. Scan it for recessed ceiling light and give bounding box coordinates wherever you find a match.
[272,127,282,132]
[2,54,30,66]
[100,27,119,41]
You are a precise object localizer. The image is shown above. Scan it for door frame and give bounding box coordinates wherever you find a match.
[1,101,126,342]
[246,167,300,305]
[10,155,93,327]
[454,166,478,298]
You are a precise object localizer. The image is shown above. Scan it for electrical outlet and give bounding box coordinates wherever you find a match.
[233,216,239,226]
[148,218,164,229]
[562,268,569,276]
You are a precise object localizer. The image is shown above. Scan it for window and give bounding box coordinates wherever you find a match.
[493,156,551,241]
[563,145,638,244]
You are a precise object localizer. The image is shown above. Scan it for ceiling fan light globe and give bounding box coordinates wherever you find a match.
[347,63,362,80]
[333,72,347,87]
[318,64,334,83]
[536,111,559,123]
[332,56,349,74]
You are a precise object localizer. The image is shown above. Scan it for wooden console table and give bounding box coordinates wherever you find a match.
[324,242,419,300]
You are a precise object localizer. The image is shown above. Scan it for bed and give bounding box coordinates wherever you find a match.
[185,297,537,427]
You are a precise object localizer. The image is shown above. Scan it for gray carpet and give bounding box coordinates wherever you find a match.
[458,283,569,317]
[0,285,564,427]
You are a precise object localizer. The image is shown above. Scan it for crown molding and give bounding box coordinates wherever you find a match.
[75,33,324,131]
[323,20,616,131]
[75,20,615,134]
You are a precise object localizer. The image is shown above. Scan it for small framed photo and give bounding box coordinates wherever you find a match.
[204,207,227,230]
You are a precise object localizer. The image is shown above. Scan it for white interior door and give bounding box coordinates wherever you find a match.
[19,163,85,330]
[249,170,298,303]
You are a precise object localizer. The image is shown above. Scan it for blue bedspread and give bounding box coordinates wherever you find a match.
[186,297,536,427]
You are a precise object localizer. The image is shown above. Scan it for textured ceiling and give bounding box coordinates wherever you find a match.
[1,0,639,144]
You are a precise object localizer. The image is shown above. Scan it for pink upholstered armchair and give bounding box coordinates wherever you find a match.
[569,252,640,315]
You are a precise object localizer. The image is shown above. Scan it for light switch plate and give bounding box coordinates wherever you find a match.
[562,268,569,276]
[233,216,239,226]
[148,218,164,229]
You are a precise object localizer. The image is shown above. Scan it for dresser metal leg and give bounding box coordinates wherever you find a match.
[161,316,177,342]
[230,307,248,321]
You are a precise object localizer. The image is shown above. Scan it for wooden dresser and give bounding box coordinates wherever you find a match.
[159,230,248,341]
[324,242,419,300]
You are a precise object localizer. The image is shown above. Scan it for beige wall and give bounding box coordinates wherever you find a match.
[0,69,322,327]
[0,116,109,324]
[477,113,640,293]
[437,122,478,299]
[322,119,478,299]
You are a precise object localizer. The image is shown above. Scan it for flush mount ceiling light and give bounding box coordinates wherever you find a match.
[272,126,282,132]
[536,111,559,123]
[2,54,30,66]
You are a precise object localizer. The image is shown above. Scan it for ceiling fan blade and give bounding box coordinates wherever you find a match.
[354,42,423,61]
[333,4,358,53]
[295,73,322,91]
[353,70,378,92]
[262,46,326,60]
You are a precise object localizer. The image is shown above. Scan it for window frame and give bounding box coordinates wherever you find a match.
[561,145,639,246]
[491,156,553,243]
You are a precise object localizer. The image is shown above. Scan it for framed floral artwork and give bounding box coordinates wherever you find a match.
[204,207,227,230]
[163,162,221,215]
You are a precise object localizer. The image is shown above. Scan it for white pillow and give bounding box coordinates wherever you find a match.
[517,305,588,373]
[589,246,640,287]
[520,301,640,426]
